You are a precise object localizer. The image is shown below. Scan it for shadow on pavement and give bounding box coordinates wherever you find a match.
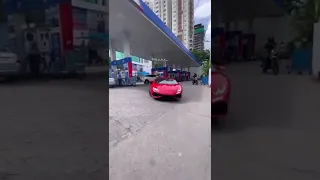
[0,72,109,179]
[110,82,206,104]
[0,73,110,93]
[213,62,296,134]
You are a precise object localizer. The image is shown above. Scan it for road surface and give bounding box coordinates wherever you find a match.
[0,76,109,180]
[213,62,320,180]
[109,83,211,180]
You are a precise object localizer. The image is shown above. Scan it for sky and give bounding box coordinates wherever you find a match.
[194,0,211,49]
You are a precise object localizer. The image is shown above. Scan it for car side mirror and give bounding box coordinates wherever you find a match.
[178,82,181,85]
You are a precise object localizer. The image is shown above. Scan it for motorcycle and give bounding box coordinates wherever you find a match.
[192,77,198,85]
[262,49,279,75]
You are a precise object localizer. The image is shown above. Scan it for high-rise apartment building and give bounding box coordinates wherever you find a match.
[145,0,172,29]
[172,0,194,50]
[193,23,205,51]
[144,0,154,10]
[143,0,194,50]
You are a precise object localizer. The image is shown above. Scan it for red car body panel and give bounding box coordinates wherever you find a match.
[211,68,231,118]
[149,78,183,99]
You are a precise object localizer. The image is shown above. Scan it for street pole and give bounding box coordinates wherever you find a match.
[205,40,211,63]
[205,40,211,86]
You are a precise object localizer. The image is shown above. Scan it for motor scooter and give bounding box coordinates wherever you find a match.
[192,77,198,85]
[262,49,279,75]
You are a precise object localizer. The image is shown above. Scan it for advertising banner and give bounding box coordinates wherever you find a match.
[132,64,137,71]
[59,3,73,52]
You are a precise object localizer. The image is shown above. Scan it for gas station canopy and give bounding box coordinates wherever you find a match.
[109,0,201,68]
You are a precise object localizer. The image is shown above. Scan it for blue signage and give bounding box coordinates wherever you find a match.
[51,32,62,73]
[110,57,132,66]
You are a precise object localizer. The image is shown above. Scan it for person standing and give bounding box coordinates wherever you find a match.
[117,72,122,86]
[29,42,41,77]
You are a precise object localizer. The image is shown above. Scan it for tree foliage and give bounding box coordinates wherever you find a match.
[191,49,210,62]
[154,61,163,68]
[201,59,211,76]
[285,0,320,47]
[191,49,211,76]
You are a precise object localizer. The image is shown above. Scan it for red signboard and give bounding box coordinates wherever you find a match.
[59,3,73,52]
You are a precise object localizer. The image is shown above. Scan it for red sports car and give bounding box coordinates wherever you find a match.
[211,66,231,120]
[149,78,183,99]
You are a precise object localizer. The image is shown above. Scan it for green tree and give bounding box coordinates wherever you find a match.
[191,49,210,62]
[285,0,320,47]
[191,49,211,76]
[154,61,163,68]
[201,59,211,77]
[283,0,305,14]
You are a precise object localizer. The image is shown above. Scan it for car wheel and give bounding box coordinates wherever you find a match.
[145,80,149,84]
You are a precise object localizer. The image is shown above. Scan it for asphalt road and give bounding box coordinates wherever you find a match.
[213,62,320,180]
[109,82,211,180]
[0,76,109,180]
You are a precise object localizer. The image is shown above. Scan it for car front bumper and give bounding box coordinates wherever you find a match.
[109,80,116,86]
[151,91,182,99]
[0,63,21,77]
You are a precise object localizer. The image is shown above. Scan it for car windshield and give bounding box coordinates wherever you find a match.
[156,78,178,85]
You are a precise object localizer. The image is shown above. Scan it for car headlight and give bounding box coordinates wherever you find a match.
[176,88,182,94]
[152,87,159,92]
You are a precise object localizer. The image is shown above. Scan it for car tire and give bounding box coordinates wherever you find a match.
[144,80,149,84]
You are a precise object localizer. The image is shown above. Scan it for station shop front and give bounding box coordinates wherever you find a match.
[3,0,109,73]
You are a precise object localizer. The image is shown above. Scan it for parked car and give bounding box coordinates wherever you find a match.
[109,77,116,87]
[141,74,157,84]
[0,46,21,79]
[211,66,231,126]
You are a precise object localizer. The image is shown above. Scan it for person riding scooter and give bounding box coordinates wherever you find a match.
[262,38,280,75]
[192,73,198,85]
[262,37,276,67]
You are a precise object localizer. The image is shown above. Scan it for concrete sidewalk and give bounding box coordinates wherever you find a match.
[109,86,211,180]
